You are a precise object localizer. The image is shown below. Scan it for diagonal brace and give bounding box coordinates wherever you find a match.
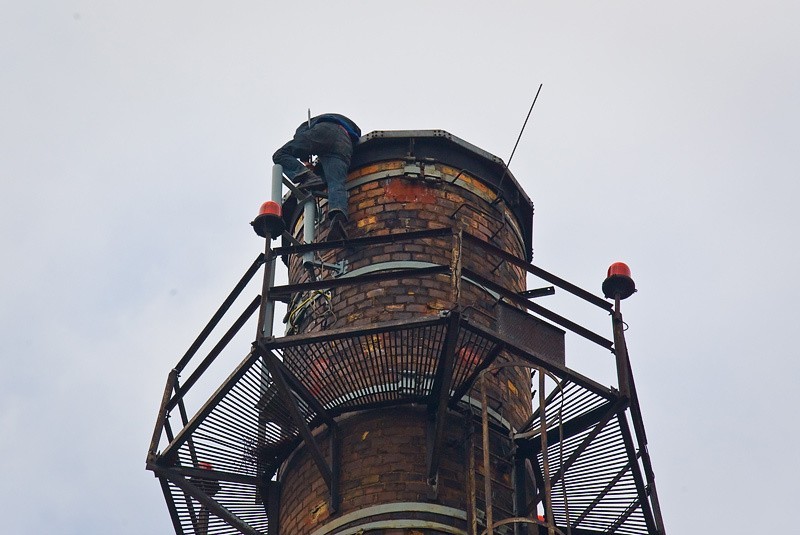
[573,452,637,527]
[531,399,626,506]
[257,343,339,512]
[426,309,461,484]
[157,466,263,535]
[448,342,505,409]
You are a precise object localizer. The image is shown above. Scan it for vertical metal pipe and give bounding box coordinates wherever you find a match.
[481,376,493,535]
[257,235,275,340]
[466,414,478,535]
[263,264,276,338]
[271,164,283,203]
[512,440,527,535]
[302,196,316,267]
[260,164,284,338]
[539,368,554,535]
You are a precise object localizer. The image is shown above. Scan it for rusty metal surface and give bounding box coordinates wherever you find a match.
[497,302,565,367]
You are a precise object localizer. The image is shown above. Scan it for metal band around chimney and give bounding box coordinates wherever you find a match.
[339,261,502,301]
[309,502,467,535]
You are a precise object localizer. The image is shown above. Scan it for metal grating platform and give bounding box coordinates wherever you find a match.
[149,315,660,535]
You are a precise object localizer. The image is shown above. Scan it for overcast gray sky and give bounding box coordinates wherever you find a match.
[2,1,798,533]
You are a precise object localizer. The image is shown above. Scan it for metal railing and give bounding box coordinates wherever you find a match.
[145,224,664,535]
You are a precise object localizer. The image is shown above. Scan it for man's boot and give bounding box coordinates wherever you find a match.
[326,210,348,241]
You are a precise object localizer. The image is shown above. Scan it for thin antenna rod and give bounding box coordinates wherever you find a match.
[493,83,543,205]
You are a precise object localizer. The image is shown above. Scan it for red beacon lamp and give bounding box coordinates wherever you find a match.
[251,200,285,239]
[602,261,636,300]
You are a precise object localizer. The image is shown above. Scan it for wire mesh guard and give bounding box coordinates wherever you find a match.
[149,310,660,535]
[510,376,658,535]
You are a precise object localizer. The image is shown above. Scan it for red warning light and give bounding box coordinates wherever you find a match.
[602,261,636,299]
[251,200,285,238]
[259,201,282,218]
[607,262,631,279]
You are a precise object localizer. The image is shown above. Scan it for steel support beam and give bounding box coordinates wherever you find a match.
[616,306,666,535]
[611,302,631,400]
[512,442,528,535]
[426,309,461,484]
[257,344,339,512]
[270,265,450,302]
[272,227,452,257]
[329,423,341,512]
[268,352,335,426]
[606,496,641,534]
[459,315,616,400]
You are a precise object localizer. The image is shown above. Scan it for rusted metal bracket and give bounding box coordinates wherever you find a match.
[302,257,348,277]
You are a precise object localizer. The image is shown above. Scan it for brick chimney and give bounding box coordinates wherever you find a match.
[276,130,539,534]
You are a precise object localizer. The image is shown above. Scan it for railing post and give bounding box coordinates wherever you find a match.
[611,297,631,399]
[539,367,555,535]
[147,369,178,465]
[481,375,493,535]
[257,237,276,342]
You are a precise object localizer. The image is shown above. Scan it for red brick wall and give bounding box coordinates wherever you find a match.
[279,408,515,535]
